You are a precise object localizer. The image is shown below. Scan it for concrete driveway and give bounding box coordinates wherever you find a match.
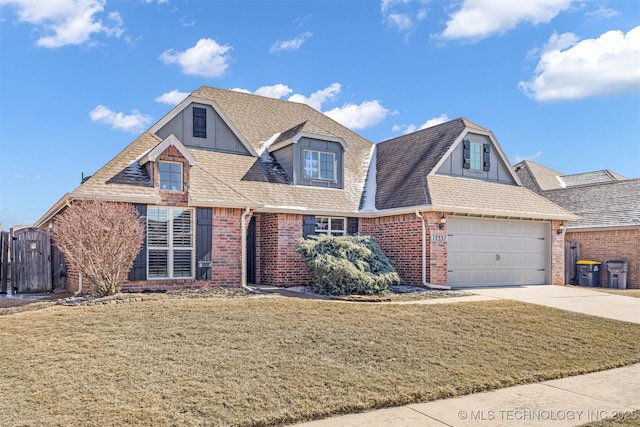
[470,285,640,324]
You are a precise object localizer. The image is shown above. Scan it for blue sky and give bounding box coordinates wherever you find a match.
[0,0,638,229]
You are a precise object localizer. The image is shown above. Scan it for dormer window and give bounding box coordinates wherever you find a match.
[159,161,183,191]
[304,150,335,180]
[463,139,491,172]
[193,107,206,138]
[470,142,482,170]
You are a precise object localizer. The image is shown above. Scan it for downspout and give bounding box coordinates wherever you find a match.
[415,211,451,290]
[74,273,83,296]
[240,206,253,291]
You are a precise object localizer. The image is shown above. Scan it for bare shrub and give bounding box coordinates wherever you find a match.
[52,199,144,296]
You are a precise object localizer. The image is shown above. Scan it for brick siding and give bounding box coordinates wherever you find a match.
[566,229,639,289]
[360,213,425,286]
[257,213,311,286]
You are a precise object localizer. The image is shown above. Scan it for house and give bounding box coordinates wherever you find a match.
[35,86,576,293]
[515,161,639,289]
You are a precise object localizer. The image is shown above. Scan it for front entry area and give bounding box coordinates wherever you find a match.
[447,216,550,287]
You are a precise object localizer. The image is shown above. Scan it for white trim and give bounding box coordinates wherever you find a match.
[268,132,347,153]
[140,134,196,166]
[148,96,258,157]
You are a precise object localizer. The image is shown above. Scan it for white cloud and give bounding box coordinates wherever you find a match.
[514,150,543,163]
[441,0,572,41]
[324,100,389,130]
[254,84,293,99]
[395,114,450,135]
[585,5,619,19]
[270,31,313,53]
[0,0,124,47]
[14,174,40,181]
[288,83,342,110]
[155,89,190,105]
[519,26,640,101]
[230,83,387,130]
[381,0,427,33]
[89,105,153,133]
[159,38,232,78]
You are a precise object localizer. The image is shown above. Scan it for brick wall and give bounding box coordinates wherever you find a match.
[551,220,566,286]
[257,213,311,286]
[212,207,243,286]
[360,213,424,286]
[156,146,190,205]
[566,229,639,289]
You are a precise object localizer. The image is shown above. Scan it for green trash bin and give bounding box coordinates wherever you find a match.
[576,260,601,287]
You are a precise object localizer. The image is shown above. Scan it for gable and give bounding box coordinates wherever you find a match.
[155,102,250,155]
[435,130,517,185]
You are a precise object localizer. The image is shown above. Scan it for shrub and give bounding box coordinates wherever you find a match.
[296,234,400,296]
[51,199,144,297]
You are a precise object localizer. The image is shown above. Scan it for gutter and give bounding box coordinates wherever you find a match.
[415,211,451,290]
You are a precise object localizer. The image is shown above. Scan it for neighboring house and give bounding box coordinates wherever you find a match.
[36,86,575,293]
[515,160,639,289]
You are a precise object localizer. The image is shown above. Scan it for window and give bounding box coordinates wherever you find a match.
[147,207,194,279]
[315,217,345,236]
[193,107,206,138]
[159,161,183,191]
[304,150,335,180]
[470,142,482,170]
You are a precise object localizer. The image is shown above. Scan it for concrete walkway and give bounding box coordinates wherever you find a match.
[471,285,640,324]
[292,364,640,427]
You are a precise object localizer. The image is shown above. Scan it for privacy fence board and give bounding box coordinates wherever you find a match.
[11,227,52,293]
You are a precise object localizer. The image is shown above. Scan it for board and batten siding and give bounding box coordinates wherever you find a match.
[156,103,250,155]
[436,133,514,183]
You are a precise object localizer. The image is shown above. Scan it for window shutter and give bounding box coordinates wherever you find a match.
[347,217,359,235]
[196,207,213,280]
[483,143,491,172]
[193,107,207,138]
[128,204,147,281]
[303,215,316,237]
[462,139,471,169]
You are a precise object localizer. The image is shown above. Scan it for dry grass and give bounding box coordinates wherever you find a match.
[590,288,640,298]
[580,410,640,426]
[1,296,639,426]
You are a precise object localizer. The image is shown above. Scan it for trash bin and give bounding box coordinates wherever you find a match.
[576,260,601,287]
[606,260,629,289]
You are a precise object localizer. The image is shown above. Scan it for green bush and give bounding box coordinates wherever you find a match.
[296,234,400,296]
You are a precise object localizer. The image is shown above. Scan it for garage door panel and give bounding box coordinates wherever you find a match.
[448,217,550,287]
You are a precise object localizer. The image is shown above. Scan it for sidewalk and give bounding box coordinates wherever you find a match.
[292,364,640,427]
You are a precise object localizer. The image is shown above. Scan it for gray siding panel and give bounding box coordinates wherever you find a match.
[294,138,343,189]
[436,133,515,184]
[156,103,250,155]
[272,145,294,183]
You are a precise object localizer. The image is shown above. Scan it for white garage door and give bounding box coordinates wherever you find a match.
[448,217,550,287]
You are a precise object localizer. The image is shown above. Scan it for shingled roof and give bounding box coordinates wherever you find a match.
[36,86,374,226]
[514,160,627,192]
[374,118,469,210]
[540,179,640,230]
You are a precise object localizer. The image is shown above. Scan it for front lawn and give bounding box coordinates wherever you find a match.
[1,295,639,426]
